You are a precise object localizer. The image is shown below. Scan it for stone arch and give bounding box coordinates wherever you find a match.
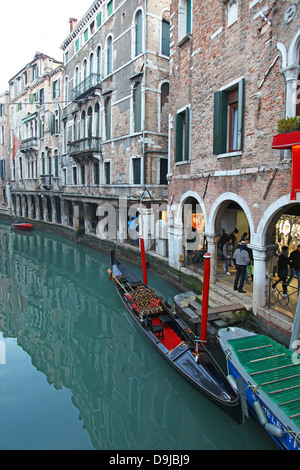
[207,192,255,239]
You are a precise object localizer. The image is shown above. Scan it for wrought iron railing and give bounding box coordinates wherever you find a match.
[67,136,101,155]
[71,73,101,101]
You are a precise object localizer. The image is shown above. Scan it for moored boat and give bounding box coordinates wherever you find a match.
[217,326,300,450]
[11,222,33,231]
[108,250,244,424]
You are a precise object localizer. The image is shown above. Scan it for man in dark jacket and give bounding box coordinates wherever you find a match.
[233,241,250,293]
[287,244,300,292]
[272,246,290,296]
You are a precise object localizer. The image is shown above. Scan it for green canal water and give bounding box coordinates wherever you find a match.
[0,221,274,450]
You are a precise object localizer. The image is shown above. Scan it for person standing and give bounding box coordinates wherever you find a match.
[288,244,300,292]
[272,245,290,297]
[223,238,233,275]
[218,229,229,260]
[229,228,239,251]
[233,241,250,293]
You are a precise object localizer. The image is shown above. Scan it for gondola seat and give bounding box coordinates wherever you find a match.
[127,285,164,316]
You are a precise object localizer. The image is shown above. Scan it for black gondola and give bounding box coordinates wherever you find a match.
[108,250,244,424]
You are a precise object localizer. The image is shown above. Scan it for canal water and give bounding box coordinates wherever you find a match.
[0,221,274,450]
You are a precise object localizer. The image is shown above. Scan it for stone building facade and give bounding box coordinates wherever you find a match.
[8,52,64,222]
[168,0,300,321]
[59,0,170,249]
[0,91,9,213]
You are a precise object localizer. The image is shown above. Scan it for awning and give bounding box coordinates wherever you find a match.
[272,130,300,149]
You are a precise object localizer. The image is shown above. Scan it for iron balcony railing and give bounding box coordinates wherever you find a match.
[67,137,101,156]
[71,73,101,101]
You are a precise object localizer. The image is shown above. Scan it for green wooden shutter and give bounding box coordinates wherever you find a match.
[186,0,192,34]
[185,107,190,161]
[162,20,170,56]
[133,158,141,184]
[55,155,59,177]
[50,113,55,135]
[175,112,183,162]
[97,12,102,27]
[237,78,244,151]
[213,91,227,154]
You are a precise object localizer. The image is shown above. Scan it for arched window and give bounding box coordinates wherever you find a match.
[135,10,143,56]
[64,77,69,104]
[161,12,170,56]
[81,110,86,138]
[90,53,94,86]
[160,82,169,133]
[83,60,87,91]
[95,102,101,138]
[88,106,93,136]
[75,67,79,94]
[97,46,102,82]
[74,114,78,141]
[106,36,113,75]
[105,97,111,140]
[133,81,142,132]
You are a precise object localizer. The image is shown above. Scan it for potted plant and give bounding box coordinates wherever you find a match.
[272,116,300,149]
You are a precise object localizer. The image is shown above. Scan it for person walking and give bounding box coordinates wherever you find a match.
[223,238,233,275]
[272,245,290,296]
[287,244,300,292]
[233,241,250,293]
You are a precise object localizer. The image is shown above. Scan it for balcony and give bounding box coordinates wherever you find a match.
[67,137,101,161]
[70,73,101,101]
[20,137,38,153]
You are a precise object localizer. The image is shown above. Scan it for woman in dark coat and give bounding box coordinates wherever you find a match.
[272,246,290,296]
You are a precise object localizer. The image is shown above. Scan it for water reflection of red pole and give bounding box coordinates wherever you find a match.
[140,238,148,285]
[200,253,211,344]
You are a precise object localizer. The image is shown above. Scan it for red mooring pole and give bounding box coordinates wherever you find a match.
[140,237,148,285]
[200,253,211,344]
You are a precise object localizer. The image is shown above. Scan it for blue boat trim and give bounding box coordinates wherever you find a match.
[218,327,300,450]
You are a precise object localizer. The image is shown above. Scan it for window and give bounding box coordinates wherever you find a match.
[84,29,88,43]
[213,78,244,155]
[160,82,169,133]
[39,88,44,105]
[76,38,80,52]
[94,162,100,184]
[179,0,192,40]
[106,36,113,74]
[73,166,77,185]
[133,81,142,132]
[160,158,168,184]
[54,150,59,178]
[31,64,38,81]
[104,161,111,184]
[64,78,69,104]
[161,18,170,56]
[107,0,113,17]
[97,12,102,28]
[97,46,102,81]
[65,51,69,64]
[132,158,141,184]
[52,79,60,99]
[175,106,190,162]
[104,96,111,140]
[81,165,85,185]
[135,10,143,56]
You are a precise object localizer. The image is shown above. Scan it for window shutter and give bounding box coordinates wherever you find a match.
[213,91,227,154]
[162,20,170,56]
[185,107,190,161]
[237,78,244,151]
[133,158,141,184]
[50,113,55,135]
[175,112,183,162]
[134,83,142,132]
[186,0,192,34]
[135,11,143,56]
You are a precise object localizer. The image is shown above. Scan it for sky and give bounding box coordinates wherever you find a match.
[0,0,93,92]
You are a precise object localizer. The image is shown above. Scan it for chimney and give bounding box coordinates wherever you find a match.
[69,18,78,32]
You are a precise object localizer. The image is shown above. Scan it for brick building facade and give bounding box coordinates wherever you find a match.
[168,0,300,319]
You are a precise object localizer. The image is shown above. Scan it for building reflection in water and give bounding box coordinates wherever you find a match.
[0,225,184,450]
